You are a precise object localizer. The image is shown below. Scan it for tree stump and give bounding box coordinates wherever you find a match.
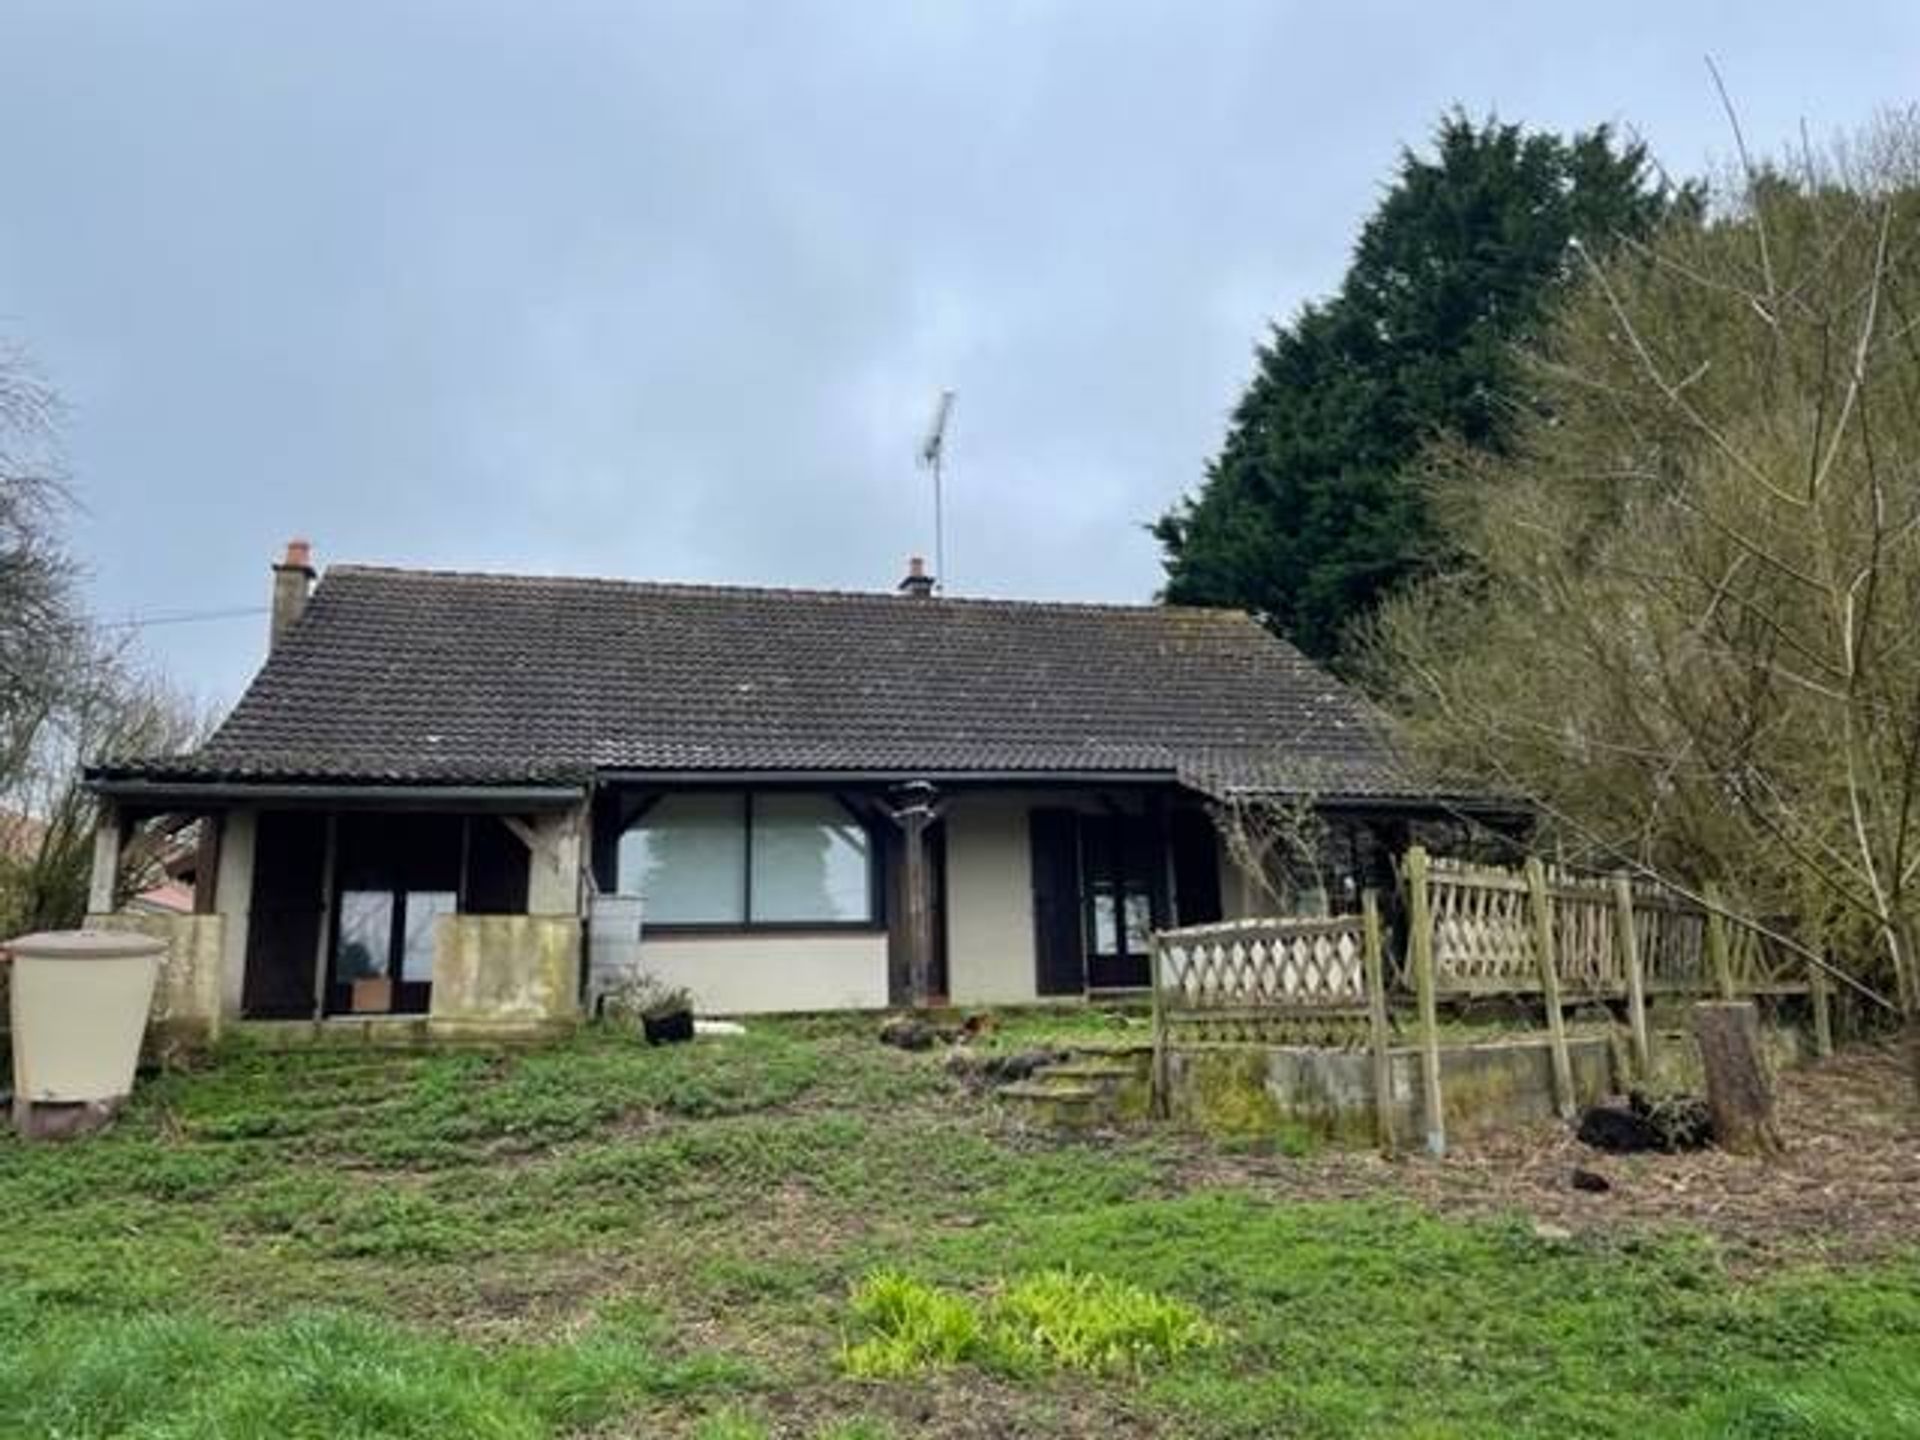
[1690,1002,1782,1156]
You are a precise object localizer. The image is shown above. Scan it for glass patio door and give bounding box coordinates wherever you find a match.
[1081,815,1160,991]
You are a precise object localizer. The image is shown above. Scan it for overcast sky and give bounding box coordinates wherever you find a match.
[2,2,1916,704]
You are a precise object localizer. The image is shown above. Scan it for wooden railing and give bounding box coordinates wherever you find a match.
[1149,901,1396,1150]
[1152,914,1369,1011]
[1149,846,1834,1162]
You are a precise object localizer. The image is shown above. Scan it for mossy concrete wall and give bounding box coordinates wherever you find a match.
[1165,1034,1617,1143]
[1165,1013,1813,1144]
[430,914,580,1036]
[85,911,226,1048]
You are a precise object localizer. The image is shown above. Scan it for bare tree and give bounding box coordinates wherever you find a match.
[0,339,208,935]
[1,643,206,934]
[1211,794,1334,915]
[0,341,85,787]
[1364,111,1920,1082]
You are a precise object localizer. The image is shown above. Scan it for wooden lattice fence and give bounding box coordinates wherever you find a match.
[1149,845,1834,1162]
[1149,914,1374,1046]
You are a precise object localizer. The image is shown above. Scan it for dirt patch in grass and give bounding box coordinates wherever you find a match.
[1168,1041,1920,1264]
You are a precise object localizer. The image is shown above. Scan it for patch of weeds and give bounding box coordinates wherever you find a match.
[994,1269,1220,1375]
[840,1267,1218,1380]
[842,1270,986,1379]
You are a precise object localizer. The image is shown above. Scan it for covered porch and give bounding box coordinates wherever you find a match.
[83,780,590,1044]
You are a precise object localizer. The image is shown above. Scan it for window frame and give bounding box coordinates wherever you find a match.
[617,790,886,936]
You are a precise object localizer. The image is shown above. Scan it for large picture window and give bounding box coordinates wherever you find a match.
[616,793,876,927]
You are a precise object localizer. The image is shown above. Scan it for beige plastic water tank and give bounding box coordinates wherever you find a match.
[6,929,166,1110]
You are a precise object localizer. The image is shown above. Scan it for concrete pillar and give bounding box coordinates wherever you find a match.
[525,805,587,916]
[87,800,124,915]
[215,809,257,1017]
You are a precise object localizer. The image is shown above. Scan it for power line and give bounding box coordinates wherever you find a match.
[96,604,268,631]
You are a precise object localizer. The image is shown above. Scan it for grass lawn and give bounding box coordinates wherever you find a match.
[2,1020,1916,1438]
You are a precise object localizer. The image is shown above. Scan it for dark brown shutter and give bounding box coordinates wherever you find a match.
[1171,808,1223,926]
[1030,808,1084,995]
[241,810,328,1018]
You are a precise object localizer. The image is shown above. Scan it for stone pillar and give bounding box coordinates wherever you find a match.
[525,805,588,917]
[87,800,124,915]
[215,809,257,1017]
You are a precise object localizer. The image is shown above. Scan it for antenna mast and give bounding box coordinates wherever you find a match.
[917,389,955,594]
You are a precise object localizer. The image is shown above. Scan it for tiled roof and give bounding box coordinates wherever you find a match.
[95,565,1449,800]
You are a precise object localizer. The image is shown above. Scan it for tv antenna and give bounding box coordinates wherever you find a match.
[917,389,955,594]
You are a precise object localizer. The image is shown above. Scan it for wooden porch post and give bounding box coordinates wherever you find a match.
[890,782,941,1008]
[193,813,223,915]
[309,815,337,1020]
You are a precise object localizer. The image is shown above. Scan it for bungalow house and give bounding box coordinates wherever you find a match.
[83,542,1490,1038]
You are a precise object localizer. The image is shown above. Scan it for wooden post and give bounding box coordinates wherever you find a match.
[1704,881,1736,999]
[1405,846,1445,1156]
[1148,932,1168,1119]
[310,814,337,1021]
[1525,857,1576,1119]
[192,813,223,915]
[1362,889,1395,1156]
[901,809,932,1006]
[1614,874,1651,1080]
[1692,1000,1782,1155]
[1809,961,1834,1059]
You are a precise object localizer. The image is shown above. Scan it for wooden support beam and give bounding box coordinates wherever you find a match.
[1525,856,1576,1120]
[889,782,941,1008]
[1362,888,1395,1156]
[1614,873,1651,1080]
[193,814,223,915]
[1405,845,1446,1157]
[310,814,338,1021]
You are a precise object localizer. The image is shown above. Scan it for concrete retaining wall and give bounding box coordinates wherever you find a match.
[1162,1021,1803,1144]
[84,911,226,1047]
[430,914,581,1035]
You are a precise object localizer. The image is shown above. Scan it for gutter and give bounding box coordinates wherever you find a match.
[588,767,1185,786]
[84,778,587,810]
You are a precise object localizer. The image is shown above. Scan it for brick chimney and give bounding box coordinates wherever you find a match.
[270,538,316,649]
[897,555,935,599]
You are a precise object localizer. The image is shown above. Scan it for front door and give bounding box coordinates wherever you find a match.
[1080,815,1161,991]
[327,813,461,1015]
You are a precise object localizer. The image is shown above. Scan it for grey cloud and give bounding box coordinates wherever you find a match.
[0,0,1914,702]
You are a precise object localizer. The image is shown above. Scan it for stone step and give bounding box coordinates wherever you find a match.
[997,1077,1103,1129]
[999,1078,1102,1102]
[1041,1059,1142,1084]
